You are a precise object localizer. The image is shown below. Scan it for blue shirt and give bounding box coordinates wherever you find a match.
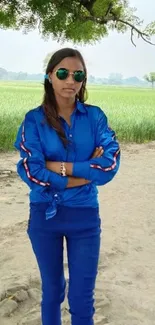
[14,100,120,219]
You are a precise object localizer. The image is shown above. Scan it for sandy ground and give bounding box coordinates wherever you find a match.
[0,141,155,325]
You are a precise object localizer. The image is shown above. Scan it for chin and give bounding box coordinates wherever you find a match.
[61,93,76,99]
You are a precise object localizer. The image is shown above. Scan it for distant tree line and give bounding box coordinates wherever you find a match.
[0,67,43,82]
[0,67,154,87]
[88,73,148,87]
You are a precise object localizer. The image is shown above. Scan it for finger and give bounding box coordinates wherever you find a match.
[95,147,99,153]
[94,148,102,157]
[96,148,104,157]
[92,146,103,158]
[99,148,104,154]
[92,147,99,158]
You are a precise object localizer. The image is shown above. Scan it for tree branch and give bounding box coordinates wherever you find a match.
[79,0,96,14]
[117,18,155,46]
[104,2,113,18]
[79,13,155,46]
[131,27,136,47]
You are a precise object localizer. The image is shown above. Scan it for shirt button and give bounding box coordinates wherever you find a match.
[69,134,72,138]
[54,194,58,197]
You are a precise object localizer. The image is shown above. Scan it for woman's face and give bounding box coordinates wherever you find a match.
[49,57,85,99]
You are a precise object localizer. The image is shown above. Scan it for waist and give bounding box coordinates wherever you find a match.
[29,183,99,208]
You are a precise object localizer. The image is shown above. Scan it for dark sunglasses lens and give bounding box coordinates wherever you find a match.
[56,69,68,80]
[74,71,86,82]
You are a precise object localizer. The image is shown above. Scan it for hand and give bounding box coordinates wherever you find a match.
[91,146,104,158]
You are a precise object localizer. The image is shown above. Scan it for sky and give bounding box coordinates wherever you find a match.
[0,0,155,78]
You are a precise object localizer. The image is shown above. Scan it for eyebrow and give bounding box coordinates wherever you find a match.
[54,67,84,72]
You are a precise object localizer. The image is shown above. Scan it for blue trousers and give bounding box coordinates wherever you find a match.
[27,202,101,325]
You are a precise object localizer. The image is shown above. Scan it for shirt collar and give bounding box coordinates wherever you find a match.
[76,100,87,114]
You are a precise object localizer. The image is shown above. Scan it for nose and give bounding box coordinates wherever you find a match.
[66,73,75,84]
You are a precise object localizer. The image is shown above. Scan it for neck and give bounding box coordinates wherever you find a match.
[55,94,76,115]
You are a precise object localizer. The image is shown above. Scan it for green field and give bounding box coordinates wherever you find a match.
[0,81,155,151]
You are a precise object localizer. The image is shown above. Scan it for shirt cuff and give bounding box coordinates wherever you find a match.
[49,173,68,190]
[72,161,90,179]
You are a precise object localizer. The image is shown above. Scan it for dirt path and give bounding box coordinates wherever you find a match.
[0,142,155,325]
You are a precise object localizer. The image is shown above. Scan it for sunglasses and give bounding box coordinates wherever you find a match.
[55,68,86,83]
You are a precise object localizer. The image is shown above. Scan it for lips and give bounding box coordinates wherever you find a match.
[63,88,75,91]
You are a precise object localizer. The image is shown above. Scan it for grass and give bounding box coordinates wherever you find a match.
[0,81,155,151]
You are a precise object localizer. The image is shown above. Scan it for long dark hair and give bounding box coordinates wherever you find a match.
[42,48,88,147]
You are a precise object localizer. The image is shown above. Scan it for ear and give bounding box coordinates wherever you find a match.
[48,72,52,83]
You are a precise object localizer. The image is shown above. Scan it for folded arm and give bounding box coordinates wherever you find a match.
[46,110,120,186]
[14,111,69,191]
[14,111,92,190]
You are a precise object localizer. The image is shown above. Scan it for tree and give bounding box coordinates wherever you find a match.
[144,72,155,89]
[0,67,8,80]
[43,52,53,72]
[0,0,155,46]
[108,73,123,85]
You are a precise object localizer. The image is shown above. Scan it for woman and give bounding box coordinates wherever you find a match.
[14,48,120,325]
